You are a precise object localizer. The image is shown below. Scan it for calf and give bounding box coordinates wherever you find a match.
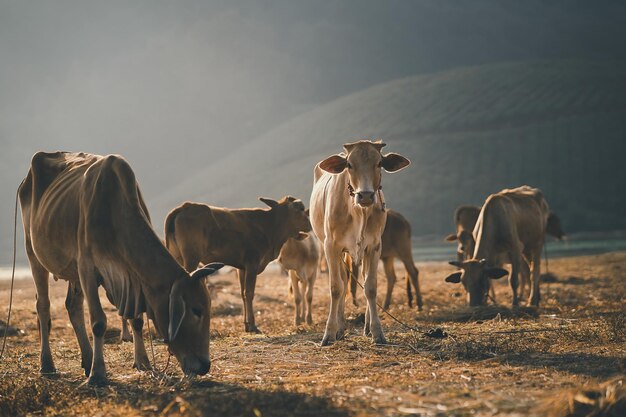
[310,140,409,345]
[278,232,321,325]
[165,196,311,333]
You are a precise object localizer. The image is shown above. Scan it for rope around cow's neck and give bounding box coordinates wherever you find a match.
[146,313,171,376]
[0,180,22,362]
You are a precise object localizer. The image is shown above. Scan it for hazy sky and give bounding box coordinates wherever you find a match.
[1,0,626,263]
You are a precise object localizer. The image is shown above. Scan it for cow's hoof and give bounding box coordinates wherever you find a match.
[321,334,335,346]
[86,374,107,387]
[40,365,57,376]
[336,329,346,340]
[133,360,152,371]
[120,334,133,343]
[372,335,387,345]
[81,359,92,377]
[245,325,261,334]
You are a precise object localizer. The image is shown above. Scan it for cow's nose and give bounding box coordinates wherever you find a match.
[356,191,375,206]
[197,357,211,376]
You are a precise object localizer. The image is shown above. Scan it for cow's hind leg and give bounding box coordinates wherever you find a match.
[65,281,93,376]
[403,260,422,311]
[131,316,151,371]
[528,250,542,307]
[509,255,521,307]
[382,257,396,310]
[78,263,108,385]
[243,267,260,333]
[30,261,55,375]
[120,318,133,342]
[289,270,303,326]
[305,268,316,325]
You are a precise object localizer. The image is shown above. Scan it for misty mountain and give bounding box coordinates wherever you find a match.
[2,1,626,263]
[153,60,626,239]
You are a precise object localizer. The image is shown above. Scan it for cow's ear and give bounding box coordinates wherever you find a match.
[445,271,462,283]
[168,291,186,342]
[448,260,463,268]
[445,234,458,242]
[296,232,309,241]
[259,197,279,208]
[486,267,509,280]
[304,208,310,216]
[381,153,410,172]
[319,155,348,174]
[191,262,224,281]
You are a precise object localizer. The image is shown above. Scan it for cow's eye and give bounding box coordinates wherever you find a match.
[191,307,203,318]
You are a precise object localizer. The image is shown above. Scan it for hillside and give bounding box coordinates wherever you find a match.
[153,60,626,237]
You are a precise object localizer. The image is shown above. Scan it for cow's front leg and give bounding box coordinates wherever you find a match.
[78,262,108,385]
[244,267,260,333]
[237,269,248,332]
[528,250,542,307]
[321,245,345,346]
[364,245,386,344]
[131,316,151,371]
[509,255,521,307]
[65,281,92,376]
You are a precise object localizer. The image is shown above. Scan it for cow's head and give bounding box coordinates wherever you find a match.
[167,262,224,376]
[318,140,410,208]
[260,196,312,239]
[444,259,508,306]
[445,230,476,262]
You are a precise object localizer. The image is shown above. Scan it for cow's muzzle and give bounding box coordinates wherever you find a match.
[184,356,211,376]
[355,191,375,207]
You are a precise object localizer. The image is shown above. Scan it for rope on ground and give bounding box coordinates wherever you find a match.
[0,180,22,362]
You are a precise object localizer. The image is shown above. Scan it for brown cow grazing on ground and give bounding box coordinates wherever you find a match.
[444,186,550,307]
[165,196,311,333]
[310,140,410,345]
[278,232,321,326]
[19,151,222,385]
[349,209,423,310]
[445,203,565,301]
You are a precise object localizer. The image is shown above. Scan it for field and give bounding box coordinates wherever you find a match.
[0,252,624,416]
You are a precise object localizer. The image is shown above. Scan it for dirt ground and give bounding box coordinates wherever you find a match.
[0,252,624,416]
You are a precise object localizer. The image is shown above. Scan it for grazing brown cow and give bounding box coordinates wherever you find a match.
[445,203,565,301]
[19,151,222,385]
[444,186,550,307]
[310,140,410,345]
[349,209,422,310]
[165,196,311,333]
[278,232,321,325]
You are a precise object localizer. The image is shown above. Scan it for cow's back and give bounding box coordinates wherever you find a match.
[20,152,101,278]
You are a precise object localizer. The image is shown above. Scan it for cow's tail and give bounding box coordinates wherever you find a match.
[164,207,183,264]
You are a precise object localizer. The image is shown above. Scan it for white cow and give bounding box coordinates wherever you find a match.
[309,140,410,345]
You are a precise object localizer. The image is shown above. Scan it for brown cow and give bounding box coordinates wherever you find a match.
[310,140,410,345]
[349,209,422,310]
[278,232,321,325]
[165,196,311,333]
[444,186,550,307]
[445,205,481,262]
[19,151,222,385]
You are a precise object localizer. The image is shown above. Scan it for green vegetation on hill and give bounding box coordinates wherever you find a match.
[153,60,626,237]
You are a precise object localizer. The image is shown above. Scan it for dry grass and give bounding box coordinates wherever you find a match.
[1,252,625,416]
